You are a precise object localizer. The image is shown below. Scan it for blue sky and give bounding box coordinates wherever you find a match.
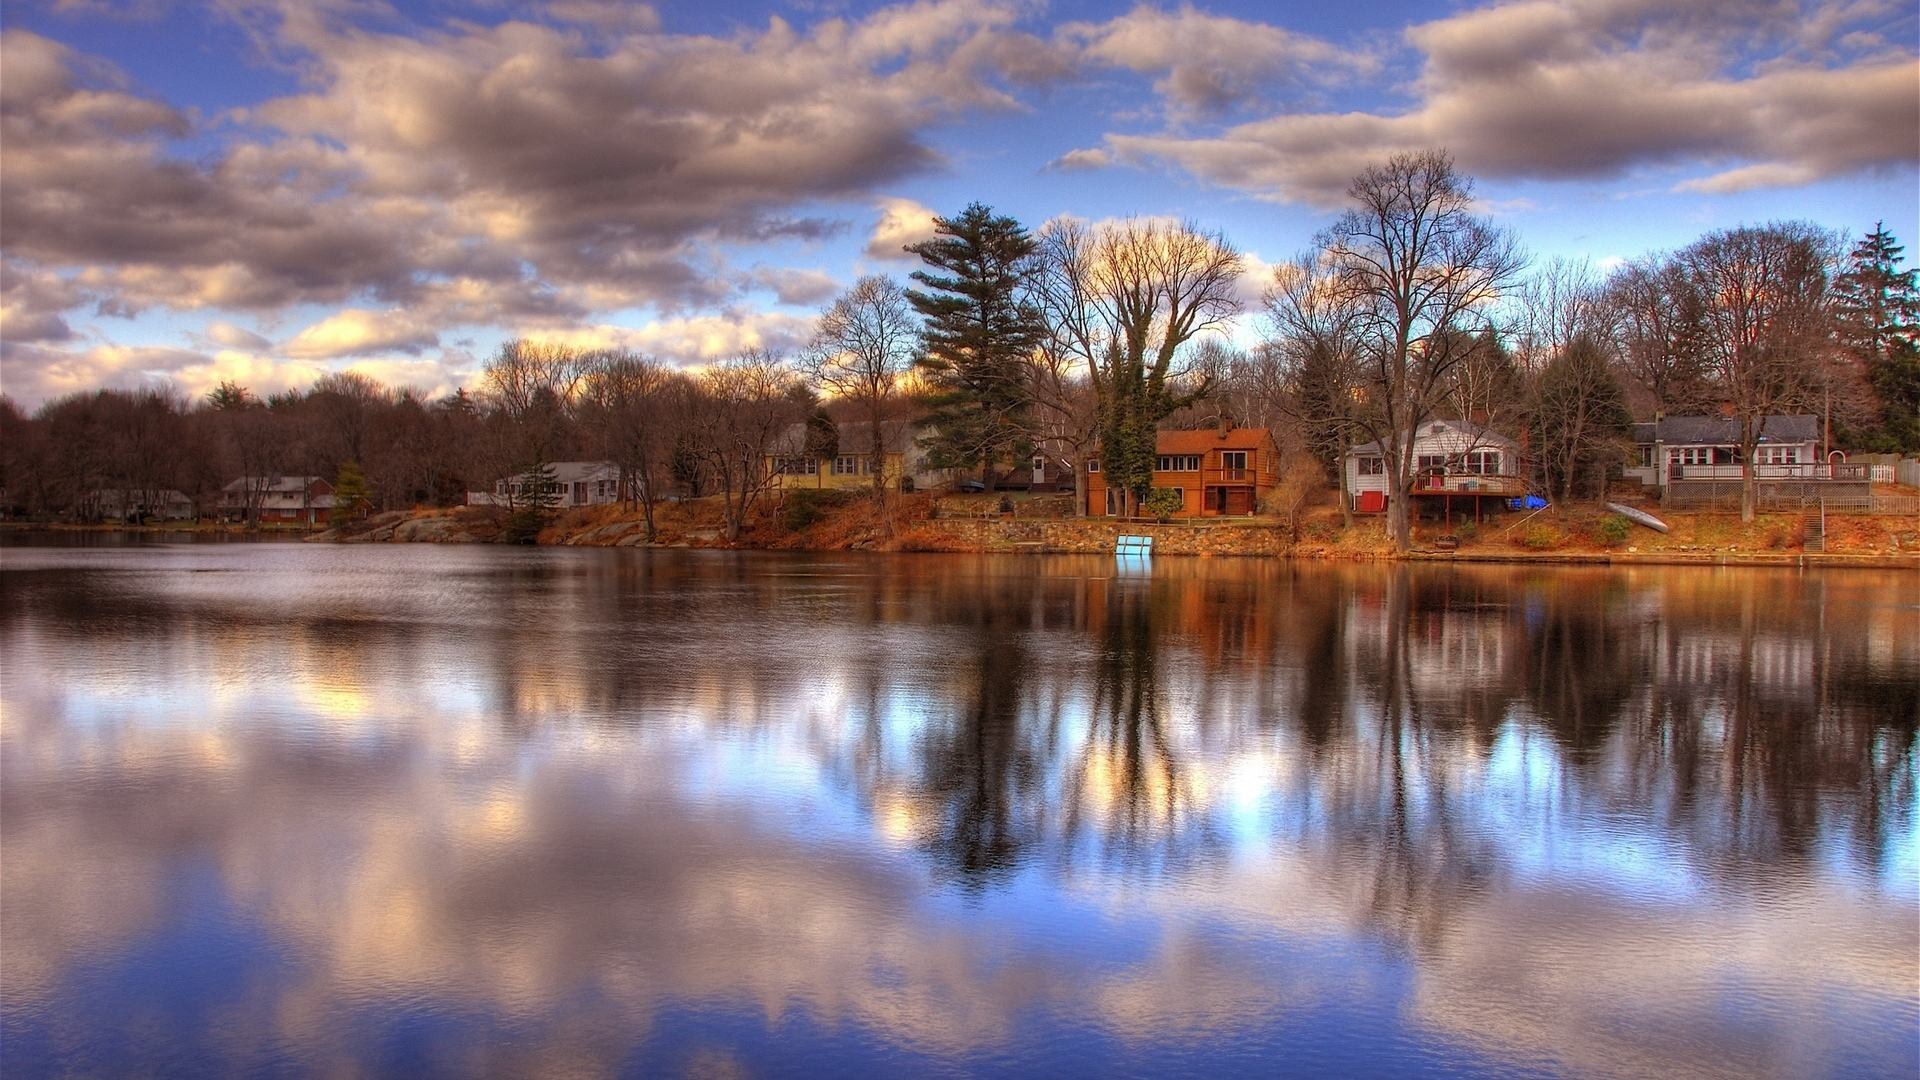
[2,0,1916,406]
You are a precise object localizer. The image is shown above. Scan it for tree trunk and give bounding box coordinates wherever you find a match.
[1337,451,1352,529]
[1387,484,1411,552]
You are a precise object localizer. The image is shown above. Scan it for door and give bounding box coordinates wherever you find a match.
[1225,488,1252,515]
[1033,455,1045,486]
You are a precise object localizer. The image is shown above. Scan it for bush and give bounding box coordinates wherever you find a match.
[1518,523,1562,551]
[1454,520,1479,543]
[781,488,857,531]
[1143,488,1185,521]
[501,507,548,544]
[1596,514,1632,547]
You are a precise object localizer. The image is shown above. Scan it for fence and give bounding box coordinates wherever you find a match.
[1900,458,1920,489]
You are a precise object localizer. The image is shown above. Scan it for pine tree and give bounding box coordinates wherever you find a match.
[1833,223,1920,451]
[905,203,1046,485]
[330,460,372,525]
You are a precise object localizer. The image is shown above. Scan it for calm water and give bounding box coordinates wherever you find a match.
[1,542,1915,1078]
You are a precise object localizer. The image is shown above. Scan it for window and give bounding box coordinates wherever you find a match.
[1417,454,1447,472]
[1638,445,1654,468]
[778,456,818,476]
[1087,458,1100,473]
[1757,445,1800,465]
[1461,450,1501,475]
[1156,455,1201,472]
[832,455,861,475]
[1358,456,1384,476]
[1669,447,1711,467]
[1221,451,1248,471]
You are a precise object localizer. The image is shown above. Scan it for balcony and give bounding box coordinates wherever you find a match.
[1410,472,1529,497]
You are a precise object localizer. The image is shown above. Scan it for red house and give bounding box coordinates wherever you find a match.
[1086,427,1280,517]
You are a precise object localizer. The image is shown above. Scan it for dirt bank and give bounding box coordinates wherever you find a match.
[304,493,1920,569]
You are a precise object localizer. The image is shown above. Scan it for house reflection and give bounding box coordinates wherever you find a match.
[2,548,1915,1076]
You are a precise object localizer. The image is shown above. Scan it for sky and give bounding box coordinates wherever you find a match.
[1,0,1916,408]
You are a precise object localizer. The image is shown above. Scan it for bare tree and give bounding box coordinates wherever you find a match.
[481,339,594,511]
[1604,256,1708,417]
[581,351,672,539]
[1675,222,1837,521]
[697,350,803,541]
[1529,334,1632,502]
[802,275,919,514]
[1034,217,1242,516]
[1311,150,1525,552]
[1266,254,1367,526]
[1511,257,1613,375]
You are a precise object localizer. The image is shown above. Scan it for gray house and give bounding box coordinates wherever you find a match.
[1625,415,1866,505]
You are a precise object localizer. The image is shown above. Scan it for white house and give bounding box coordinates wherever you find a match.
[1344,419,1525,513]
[82,488,197,522]
[475,461,624,508]
[220,476,335,524]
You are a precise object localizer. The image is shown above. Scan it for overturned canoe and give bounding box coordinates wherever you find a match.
[1606,502,1670,534]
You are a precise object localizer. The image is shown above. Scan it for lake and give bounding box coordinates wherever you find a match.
[1,541,1915,1078]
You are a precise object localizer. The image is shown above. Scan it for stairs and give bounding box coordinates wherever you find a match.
[1803,503,1825,553]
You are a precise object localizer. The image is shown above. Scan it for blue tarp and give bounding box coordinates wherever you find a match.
[1505,495,1549,510]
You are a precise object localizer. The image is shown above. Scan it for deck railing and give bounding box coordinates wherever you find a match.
[1670,463,1870,482]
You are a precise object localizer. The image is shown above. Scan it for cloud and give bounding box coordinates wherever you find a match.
[0,259,86,344]
[204,321,272,351]
[529,312,818,366]
[745,267,842,307]
[283,309,440,359]
[1087,0,1920,203]
[1061,4,1371,115]
[0,1,1050,388]
[1046,147,1113,172]
[864,197,942,260]
[538,1,661,34]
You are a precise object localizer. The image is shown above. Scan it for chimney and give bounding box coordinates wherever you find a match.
[1216,414,1231,439]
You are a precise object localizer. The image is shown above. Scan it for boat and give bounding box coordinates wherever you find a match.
[1605,502,1669,534]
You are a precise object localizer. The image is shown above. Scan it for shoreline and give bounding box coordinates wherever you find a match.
[8,515,1916,569]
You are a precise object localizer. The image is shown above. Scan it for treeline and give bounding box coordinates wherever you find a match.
[3,151,1915,549]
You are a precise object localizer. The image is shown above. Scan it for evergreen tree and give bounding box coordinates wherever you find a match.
[1833,223,1920,451]
[330,460,372,525]
[905,203,1046,484]
[802,410,839,463]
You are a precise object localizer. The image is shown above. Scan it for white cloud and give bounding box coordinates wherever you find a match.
[283,309,440,360]
[864,197,942,261]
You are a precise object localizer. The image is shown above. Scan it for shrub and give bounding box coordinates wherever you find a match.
[1454,520,1479,543]
[1143,488,1185,521]
[501,507,548,544]
[1596,514,1632,547]
[781,488,857,531]
[1519,523,1562,551]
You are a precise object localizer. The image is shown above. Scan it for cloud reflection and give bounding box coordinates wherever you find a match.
[1,549,1914,1076]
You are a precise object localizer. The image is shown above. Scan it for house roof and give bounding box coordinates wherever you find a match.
[1645,414,1818,445]
[1153,427,1276,454]
[223,475,326,492]
[1347,418,1518,457]
[771,420,909,456]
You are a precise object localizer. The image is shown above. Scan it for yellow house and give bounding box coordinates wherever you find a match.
[768,420,910,491]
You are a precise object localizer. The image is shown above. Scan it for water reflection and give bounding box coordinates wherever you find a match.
[1,546,1915,1077]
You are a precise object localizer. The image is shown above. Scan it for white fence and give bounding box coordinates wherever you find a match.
[1900,458,1920,489]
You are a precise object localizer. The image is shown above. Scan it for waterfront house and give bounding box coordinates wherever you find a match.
[479,461,624,508]
[220,476,335,524]
[1085,426,1280,517]
[83,488,196,523]
[1344,419,1527,515]
[768,421,910,491]
[1622,414,1865,506]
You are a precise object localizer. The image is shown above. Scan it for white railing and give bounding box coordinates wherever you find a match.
[1670,463,1869,481]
